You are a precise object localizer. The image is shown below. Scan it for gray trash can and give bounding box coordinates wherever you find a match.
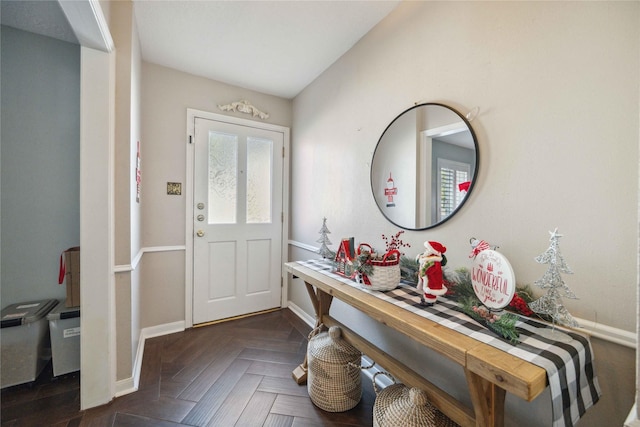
[1,299,58,388]
[47,301,80,377]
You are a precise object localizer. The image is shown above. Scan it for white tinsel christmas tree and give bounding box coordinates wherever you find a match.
[316,217,334,259]
[529,228,579,329]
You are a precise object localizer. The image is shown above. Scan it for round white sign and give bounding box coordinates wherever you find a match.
[470,249,516,309]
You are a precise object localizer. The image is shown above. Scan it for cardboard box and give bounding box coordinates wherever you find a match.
[63,247,80,307]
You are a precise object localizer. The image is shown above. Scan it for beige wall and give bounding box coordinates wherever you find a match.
[138,62,292,328]
[289,2,638,426]
[110,0,142,381]
[292,1,638,330]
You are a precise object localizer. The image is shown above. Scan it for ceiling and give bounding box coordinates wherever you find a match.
[1,0,79,44]
[1,0,400,99]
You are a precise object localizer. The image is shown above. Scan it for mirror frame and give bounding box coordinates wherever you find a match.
[370,102,479,230]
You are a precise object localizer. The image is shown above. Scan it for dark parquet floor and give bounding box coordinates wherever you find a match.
[1,309,375,426]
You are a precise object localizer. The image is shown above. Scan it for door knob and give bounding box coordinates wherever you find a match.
[196,230,205,237]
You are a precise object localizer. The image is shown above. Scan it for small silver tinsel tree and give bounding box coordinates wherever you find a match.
[529,228,579,328]
[316,217,334,259]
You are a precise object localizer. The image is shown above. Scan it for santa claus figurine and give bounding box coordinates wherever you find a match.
[416,241,448,306]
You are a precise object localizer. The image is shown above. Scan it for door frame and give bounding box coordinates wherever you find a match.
[185,109,290,328]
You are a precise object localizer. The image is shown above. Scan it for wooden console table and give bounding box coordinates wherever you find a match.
[286,261,548,427]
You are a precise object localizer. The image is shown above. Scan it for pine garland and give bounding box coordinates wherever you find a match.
[443,268,477,301]
[444,268,550,321]
[352,251,374,277]
[457,296,520,344]
[399,256,419,284]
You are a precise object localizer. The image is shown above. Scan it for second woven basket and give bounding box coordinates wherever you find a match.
[372,372,459,427]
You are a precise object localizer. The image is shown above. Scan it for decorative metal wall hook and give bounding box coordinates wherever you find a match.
[466,106,480,122]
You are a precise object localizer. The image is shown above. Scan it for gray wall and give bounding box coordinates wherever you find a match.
[1,26,80,306]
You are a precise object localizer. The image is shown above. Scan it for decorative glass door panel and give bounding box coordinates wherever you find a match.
[208,132,238,224]
[246,137,272,224]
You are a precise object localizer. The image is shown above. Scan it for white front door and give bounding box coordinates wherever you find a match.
[192,116,284,324]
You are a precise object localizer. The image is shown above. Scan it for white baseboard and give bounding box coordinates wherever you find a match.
[626,403,640,427]
[360,355,394,390]
[114,320,186,397]
[575,317,636,349]
[141,320,186,340]
[287,301,315,328]
[114,377,135,397]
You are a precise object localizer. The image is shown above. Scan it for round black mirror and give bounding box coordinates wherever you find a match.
[371,103,479,230]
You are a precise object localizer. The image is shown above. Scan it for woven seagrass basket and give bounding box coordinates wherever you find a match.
[357,244,401,291]
[307,326,362,412]
[372,372,459,427]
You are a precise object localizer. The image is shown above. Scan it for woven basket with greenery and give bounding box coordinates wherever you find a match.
[355,244,401,291]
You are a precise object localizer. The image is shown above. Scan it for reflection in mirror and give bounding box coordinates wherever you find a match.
[371,103,478,230]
